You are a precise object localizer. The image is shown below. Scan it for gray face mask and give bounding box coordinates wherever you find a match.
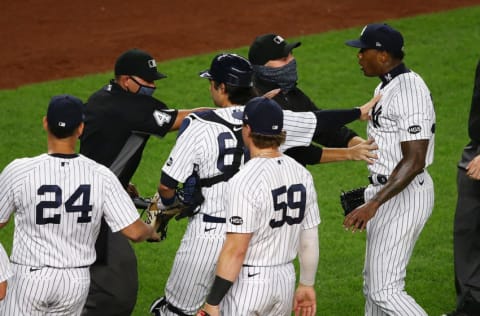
[129,76,156,96]
[253,59,298,93]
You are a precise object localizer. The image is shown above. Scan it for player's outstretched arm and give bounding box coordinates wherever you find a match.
[121,219,159,242]
[320,139,378,164]
[171,108,213,130]
[358,94,381,121]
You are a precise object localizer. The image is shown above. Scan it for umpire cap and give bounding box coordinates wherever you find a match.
[199,53,253,87]
[248,33,301,66]
[115,48,167,82]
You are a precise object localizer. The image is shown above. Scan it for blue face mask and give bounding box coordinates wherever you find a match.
[129,76,156,96]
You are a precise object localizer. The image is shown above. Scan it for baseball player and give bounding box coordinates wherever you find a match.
[80,48,210,316]
[343,24,436,315]
[0,243,12,301]
[0,95,158,315]
[150,53,378,316]
[198,97,320,316]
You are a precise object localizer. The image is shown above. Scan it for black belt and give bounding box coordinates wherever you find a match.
[368,170,424,185]
[368,174,388,185]
[203,214,226,223]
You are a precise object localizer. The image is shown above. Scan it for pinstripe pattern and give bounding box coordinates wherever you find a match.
[1,265,90,316]
[363,70,435,316]
[221,155,320,315]
[0,243,12,283]
[157,107,318,315]
[222,264,296,316]
[0,153,140,315]
[368,71,435,176]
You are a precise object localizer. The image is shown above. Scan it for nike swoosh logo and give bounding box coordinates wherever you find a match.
[233,126,242,132]
[204,227,215,232]
[30,267,41,272]
[248,272,260,278]
[419,180,424,185]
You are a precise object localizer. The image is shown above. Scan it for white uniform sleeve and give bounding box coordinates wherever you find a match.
[0,243,13,283]
[302,173,321,229]
[101,169,139,232]
[280,110,316,151]
[0,160,19,223]
[298,226,319,286]
[395,76,435,142]
[161,116,201,183]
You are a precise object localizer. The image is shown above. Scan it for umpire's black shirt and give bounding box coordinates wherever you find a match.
[80,80,178,187]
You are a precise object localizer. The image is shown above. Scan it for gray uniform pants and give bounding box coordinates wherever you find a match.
[453,167,480,313]
[82,224,138,316]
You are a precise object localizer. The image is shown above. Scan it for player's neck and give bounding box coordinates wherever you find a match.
[47,136,77,155]
[250,147,281,159]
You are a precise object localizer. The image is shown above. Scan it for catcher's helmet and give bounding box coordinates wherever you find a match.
[199,53,253,87]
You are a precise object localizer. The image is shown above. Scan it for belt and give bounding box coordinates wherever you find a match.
[368,174,388,185]
[368,170,424,186]
[203,214,226,223]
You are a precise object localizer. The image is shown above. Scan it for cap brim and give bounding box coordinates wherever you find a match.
[154,71,167,80]
[345,39,369,48]
[284,41,301,55]
[199,69,212,79]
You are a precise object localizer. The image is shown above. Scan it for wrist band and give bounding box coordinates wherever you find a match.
[206,275,233,306]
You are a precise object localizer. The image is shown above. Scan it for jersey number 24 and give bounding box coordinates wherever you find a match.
[36,185,92,225]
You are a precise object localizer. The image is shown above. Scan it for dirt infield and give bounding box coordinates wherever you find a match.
[1,0,479,89]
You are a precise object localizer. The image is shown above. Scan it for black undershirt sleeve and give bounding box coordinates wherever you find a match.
[313,108,360,139]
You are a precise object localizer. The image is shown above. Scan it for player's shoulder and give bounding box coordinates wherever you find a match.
[77,154,116,176]
[1,154,47,174]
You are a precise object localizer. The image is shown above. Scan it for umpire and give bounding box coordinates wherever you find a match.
[80,48,198,316]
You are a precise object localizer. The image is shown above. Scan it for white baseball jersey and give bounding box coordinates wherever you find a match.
[0,153,140,316]
[0,243,12,283]
[363,67,435,316]
[222,154,320,315]
[154,106,317,315]
[368,70,435,176]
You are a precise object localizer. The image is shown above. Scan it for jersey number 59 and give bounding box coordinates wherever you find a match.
[270,184,306,228]
[36,185,92,225]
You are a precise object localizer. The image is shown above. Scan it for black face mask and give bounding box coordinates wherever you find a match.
[253,59,298,93]
[129,76,156,96]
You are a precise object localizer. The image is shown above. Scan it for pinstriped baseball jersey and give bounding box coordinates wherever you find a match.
[162,106,317,220]
[225,154,320,266]
[155,106,318,315]
[0,153,140,268]
[0,243,12,283]
[368,70,435,176]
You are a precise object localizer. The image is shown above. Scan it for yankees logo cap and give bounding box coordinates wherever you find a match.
[47,94,84,131]
[114,48,167,82]
[239,97,283,135]
[199,53,253,87]
[248,33,301,66]
[345,23,404,54]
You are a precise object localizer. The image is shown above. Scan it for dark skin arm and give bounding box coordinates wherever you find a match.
[343,139,429,232]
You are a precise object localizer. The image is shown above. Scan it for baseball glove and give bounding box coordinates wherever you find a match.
[340,187,366,216]
[144,192,186,242]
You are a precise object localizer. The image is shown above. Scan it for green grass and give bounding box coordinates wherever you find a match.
[1,5,479,315]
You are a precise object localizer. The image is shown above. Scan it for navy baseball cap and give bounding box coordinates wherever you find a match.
[345,23,404,54]
[114,48,167,82]
[237,97,283,135]
[47,94,84,131]
[248,34,301,66]
[199,53,253,87]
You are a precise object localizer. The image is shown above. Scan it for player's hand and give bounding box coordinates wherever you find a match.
[196,303,219,316]
[127,182,140,198]
[343,200,379,232]
[263,88,281,99]
[358,94,381,121]
[466,154,480,180]
[293,284,316,316]
[347,139,378,164]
